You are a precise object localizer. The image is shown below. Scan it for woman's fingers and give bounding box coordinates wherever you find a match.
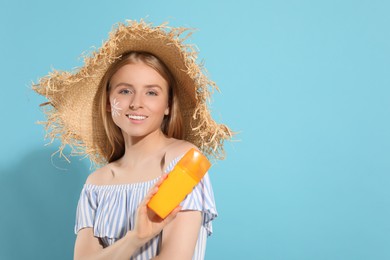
[141,174,168,207]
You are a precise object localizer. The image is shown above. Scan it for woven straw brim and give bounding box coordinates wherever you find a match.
[33,20,232,166]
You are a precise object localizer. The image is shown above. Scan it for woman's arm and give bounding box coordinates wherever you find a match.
[74,228,143,260]
[153,210,202,260]
[149,141,207,260]
[74,175,180,260]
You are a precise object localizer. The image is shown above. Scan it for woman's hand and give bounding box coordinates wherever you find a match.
[74,175,181,260]
[132,174,181,246]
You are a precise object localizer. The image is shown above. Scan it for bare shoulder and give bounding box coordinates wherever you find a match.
[164,139,199,165]
[85,164,113,185]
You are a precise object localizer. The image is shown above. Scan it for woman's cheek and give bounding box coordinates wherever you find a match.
[110,97,123,117]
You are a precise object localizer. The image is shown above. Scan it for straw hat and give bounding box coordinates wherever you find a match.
[33,20,232,166]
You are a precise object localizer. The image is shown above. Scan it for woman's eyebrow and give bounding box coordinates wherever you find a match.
[145,84,163,90]
[113,82,133,89]
[111,83,163,90]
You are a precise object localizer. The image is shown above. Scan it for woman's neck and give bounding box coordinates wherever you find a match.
[120,130,171,166]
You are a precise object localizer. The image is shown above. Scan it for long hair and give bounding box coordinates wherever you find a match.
[98,51,183,163]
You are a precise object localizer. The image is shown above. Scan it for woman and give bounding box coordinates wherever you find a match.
[34,20,232,259]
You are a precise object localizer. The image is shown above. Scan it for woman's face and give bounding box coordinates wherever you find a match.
[108,62,169,138]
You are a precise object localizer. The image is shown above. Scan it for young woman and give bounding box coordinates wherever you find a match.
[34,20,232,260]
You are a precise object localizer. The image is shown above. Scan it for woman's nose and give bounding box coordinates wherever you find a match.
[130,93,142,110]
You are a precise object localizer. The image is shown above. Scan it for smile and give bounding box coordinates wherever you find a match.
[126,114,148,120]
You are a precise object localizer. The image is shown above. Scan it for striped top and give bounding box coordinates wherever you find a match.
[74,156,217,260]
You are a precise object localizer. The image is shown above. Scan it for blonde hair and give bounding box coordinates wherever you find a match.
[98,52,183,163]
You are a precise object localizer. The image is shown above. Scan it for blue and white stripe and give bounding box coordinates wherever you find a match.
[74,156,217,260]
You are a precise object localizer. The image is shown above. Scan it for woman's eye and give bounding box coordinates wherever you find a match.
[119,89,132,94]
[146,90,158,96]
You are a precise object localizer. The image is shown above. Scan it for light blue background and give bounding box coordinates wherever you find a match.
[1,0,389,259]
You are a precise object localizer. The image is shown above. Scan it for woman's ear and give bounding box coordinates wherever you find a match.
[164,106,169,115]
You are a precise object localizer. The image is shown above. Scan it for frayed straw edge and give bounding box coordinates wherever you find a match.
[33,19,234,167]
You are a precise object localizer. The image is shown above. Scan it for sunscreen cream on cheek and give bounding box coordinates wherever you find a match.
[147,148,211,219]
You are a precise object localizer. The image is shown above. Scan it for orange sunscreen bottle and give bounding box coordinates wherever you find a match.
[148,148,211,219]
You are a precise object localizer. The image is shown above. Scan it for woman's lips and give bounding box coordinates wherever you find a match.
[126,114,148,120]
